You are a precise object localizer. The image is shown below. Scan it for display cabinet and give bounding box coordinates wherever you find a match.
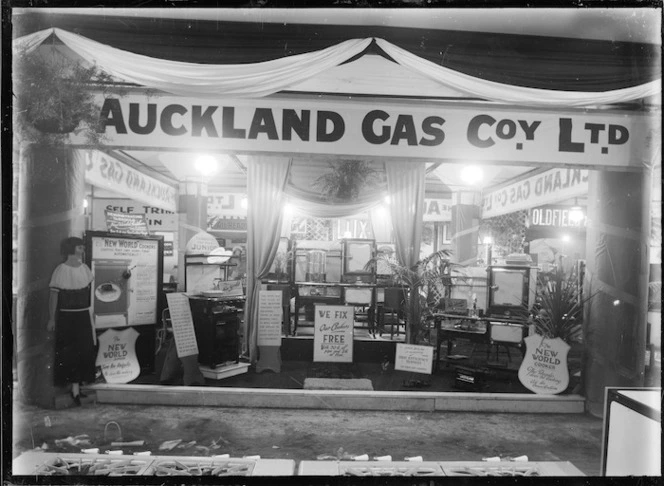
[342,238,376,283]
[188,296,243,368]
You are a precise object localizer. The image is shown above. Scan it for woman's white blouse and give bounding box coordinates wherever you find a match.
[49,263,94,291]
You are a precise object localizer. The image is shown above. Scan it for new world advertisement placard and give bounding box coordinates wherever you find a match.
[313,305,354,363]
[88,232,162,329]
[518,335,570,395]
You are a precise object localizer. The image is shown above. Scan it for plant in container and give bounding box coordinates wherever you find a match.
[369,249,463,345]
[13,41,119,146]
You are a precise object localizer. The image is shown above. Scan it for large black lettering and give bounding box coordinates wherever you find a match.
[222,107,246,139]
[160,104,187,136]
[317,111,345,142]
[191,105,218,137]
[558,118,584,153]
[282,109,310,141]
[99,98,127,134]
[128,103,157,135]
[362,110,390,144]
[391,115,418,146]
[248,108,279,140]
[419,116,445,146]
[467,115,495,148]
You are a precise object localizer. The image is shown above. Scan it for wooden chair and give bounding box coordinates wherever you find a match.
[379,287,406,340]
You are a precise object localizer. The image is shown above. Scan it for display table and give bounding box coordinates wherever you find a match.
[433,314,527,370]
[293,282,376,335]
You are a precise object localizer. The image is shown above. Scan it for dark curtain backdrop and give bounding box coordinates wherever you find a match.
[12,11,660,92]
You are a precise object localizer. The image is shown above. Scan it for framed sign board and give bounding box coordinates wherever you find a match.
[86,231,163,329]
[313,305,354,363]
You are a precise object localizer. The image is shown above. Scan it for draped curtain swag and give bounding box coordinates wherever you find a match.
[14,28,661,107]
[385,162,426,270]
[245,157,291,362]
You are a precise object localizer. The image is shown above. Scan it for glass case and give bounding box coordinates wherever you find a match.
[342,238,376,283]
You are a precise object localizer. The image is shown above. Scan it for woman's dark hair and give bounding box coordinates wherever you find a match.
[60,237,85,257]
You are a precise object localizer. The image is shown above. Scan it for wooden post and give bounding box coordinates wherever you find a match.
[583,170,649,417]
[16,145,86,408]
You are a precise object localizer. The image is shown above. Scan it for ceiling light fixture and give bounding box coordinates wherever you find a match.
[460,165,484,185]
[194,155,219,176]
[569,199,584,224]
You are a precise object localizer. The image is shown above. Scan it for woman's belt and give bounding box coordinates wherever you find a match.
[59,307,91,312]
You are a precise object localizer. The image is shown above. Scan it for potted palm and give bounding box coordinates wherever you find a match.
[370,249,461,344]
[518,267,594,395]
[313,160,380,202]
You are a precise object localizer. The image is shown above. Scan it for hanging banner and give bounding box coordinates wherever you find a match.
[93,199,178,231]
[423,198,452,222]
[79,149,177,212]
[82,94,655,169]
[482,168,589,219]
[105,209,150,235]
[313,305,354,363]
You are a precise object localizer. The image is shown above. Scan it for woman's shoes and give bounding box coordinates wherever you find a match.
[71,392,81,406]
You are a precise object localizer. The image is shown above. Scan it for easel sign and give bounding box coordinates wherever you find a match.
[165,293,199,358]
[313,305,354,363]
[257,290,283,346]
[395,343,434,374]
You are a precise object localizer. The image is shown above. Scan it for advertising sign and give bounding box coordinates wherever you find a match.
[165,292,199,358]
[395,343,434,374]
[93,198,178,232]
[84,94,654,169]
[87,232,163,329]
[257,290,283,346]
[105,210,150,235]
[482,168,589,218]
[95,327,140,383]
[423,198,452,222]
[313,305,354,363]
[80,149,177,212]
[518,335,571,395]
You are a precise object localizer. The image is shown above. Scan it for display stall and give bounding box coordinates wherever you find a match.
[11,10,659,428]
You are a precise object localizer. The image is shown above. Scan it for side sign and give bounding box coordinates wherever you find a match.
[395,343,434,374]
[518,335,570,395]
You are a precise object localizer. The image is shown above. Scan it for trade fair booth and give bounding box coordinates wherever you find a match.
[12,10,660,422]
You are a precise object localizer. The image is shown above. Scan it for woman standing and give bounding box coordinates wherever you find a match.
[47,237,96,405]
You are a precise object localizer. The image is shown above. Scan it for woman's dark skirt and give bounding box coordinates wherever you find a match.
[54,309,96,386]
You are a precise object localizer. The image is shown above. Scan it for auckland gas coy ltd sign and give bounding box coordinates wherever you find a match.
[80,94,655,169]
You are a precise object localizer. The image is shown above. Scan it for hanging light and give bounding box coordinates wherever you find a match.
[194,155,219,176]
[569,198,584,224]
[460,165,484,185]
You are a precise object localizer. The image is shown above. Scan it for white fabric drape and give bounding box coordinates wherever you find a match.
[245,156,291,362]
[375,39,661,107]
[17,28,372,99]
[385,162,426,269]
[13,28,660,106]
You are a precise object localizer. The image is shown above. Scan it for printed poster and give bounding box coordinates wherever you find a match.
[313,305,354,363]
[88,232,162,329]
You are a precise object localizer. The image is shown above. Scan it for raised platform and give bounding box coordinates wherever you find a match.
[200,362,250,380]
[86,383,585,413]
